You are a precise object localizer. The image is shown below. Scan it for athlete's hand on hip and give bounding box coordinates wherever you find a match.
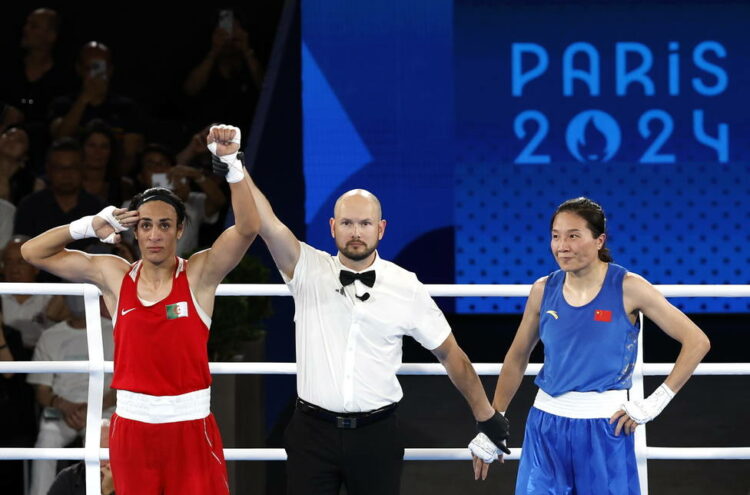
[609,409,639,436]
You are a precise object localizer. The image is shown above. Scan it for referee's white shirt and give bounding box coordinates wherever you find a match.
[282,242,452,413]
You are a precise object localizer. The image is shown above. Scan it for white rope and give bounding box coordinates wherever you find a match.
[4,446,748,462]
[2,282,750,298]
[3,361,749,376]
[0,281,747,495]
[211,283,750,298]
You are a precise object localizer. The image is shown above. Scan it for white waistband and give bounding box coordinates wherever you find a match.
[533,388,627,419]
[116,387,211,424]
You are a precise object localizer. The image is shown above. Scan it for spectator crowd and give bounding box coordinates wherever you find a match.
[0,7,267,494]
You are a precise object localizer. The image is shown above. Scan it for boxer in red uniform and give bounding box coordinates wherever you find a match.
[22,124,258,494]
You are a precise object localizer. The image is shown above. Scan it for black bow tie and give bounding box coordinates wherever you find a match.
[339,270,376,288]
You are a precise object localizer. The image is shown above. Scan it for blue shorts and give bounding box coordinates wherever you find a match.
[516,407,640,495]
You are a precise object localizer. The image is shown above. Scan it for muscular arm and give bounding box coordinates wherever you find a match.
[624,274,710,393]
[189,177,260,306]
[491,277,545,412]
[431,333,494,421]
[20,214,134,315]
[472,278,545,479]
[189,126,260,312]
[21,226,129,289]
[243,172,300,279]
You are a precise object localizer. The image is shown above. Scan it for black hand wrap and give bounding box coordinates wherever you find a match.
[212,151,244,177]
[477,412,511,455]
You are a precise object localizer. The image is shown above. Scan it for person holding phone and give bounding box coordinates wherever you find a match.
[49,42,145,175]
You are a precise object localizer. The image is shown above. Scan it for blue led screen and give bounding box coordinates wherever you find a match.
[303,1,750,313]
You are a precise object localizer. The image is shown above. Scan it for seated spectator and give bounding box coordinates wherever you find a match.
[124,143,226,255]
[49,42,144,174]
[1,236,68,352]
[0,124,39,205]
[0,8,73,125]
[0,319,38,495]
[26,294,115,495]
[46,420,114,495]
[14,138,104,255]
[1,101,24,134]
[183,11,264,133]
[80,119,133,204]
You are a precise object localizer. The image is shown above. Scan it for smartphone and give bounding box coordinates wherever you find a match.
[218,9,234,35]
[89,59,107,79]
[151,173,172,190]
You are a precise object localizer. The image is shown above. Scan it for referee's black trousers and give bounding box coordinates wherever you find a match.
[284,408,404,495]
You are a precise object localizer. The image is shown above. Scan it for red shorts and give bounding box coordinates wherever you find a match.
[109,412,229,495]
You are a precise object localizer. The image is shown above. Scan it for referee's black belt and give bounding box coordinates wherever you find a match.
[296,398,398,429]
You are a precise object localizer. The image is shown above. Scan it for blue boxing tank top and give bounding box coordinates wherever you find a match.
[534,263,640,397]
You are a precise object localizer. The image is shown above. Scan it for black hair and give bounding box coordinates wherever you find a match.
[79,119,119,178]
[45,137,82,166]
[551,197,613,262]
[134,143,176,180]
[130,187,187,226]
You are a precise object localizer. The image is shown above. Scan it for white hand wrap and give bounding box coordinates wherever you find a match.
[69,216,96,240]
[621,383,675,424]
[207,125,244,183]
[468,433,501,463]
[69,206,128,245]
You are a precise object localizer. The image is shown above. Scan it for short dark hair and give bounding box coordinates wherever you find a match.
[80,119,118,176]
[135,143,176,180]
[46,137,82,166]
[130,187,187,226]
[551,197,613,262]
[80,119,115,147]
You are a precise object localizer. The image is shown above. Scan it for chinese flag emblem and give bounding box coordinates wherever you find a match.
[594,309,612,322]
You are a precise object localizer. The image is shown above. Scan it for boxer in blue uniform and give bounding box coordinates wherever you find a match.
[469,197,711,494]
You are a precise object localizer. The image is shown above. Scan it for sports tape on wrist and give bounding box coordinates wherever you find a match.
[69,216,96,240]
[207,125,244,183]
[468,433,500,463]
[621,382,675,424]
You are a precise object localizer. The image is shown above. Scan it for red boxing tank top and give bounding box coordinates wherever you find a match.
[111,257,212,396]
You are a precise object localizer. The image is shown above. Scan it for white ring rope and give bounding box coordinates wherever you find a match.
[2,282,750,298]
[2,447,749,462]
[1,361,749,376]
[211,283,750,298]
[0,282,746,494]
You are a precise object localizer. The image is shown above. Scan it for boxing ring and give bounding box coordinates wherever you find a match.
[0,282,748,494]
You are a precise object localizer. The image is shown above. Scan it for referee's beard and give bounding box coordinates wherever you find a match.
[339,239,378,262]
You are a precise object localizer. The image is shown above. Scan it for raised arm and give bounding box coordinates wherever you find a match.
[241,171,300,279]
[189,125,260,306]
[610,273,710,435]
[20,208,134,294]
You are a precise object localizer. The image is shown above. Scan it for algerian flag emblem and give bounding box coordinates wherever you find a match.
[166,301,188,320]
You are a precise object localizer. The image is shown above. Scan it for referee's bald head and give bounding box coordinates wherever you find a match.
[333,189,382,220]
